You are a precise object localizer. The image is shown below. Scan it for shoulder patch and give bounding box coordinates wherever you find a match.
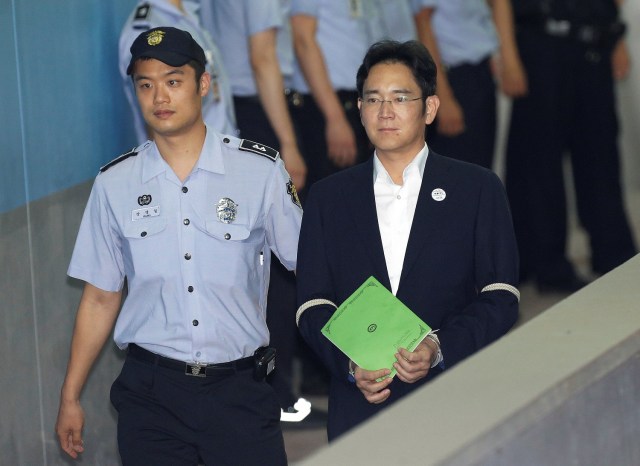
[238,139,279,162]
[134,4,150,20]
[100,148,138,173]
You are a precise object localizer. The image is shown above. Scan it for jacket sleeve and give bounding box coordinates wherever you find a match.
[437,170,520,367]
[295,184,352,380]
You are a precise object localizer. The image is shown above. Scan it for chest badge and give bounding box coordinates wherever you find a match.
[217,197,238,224]
[138,194,152,206]
[431,188,446,202]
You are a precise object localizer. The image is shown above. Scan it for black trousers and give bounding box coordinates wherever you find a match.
[233,95,298,409]
[111,354,286,466]
[427,56,496,169]
[505,27,636,280]
[287,89,372,198]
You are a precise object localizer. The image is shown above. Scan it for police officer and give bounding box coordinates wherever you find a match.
[289,0,377,192]
[119,0,236,145]
[199,0,310,423]
[413,0,526,169]
[55,27,300,465]
[506,0,636,290]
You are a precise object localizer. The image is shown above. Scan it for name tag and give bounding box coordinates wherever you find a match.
[131,205,160,221]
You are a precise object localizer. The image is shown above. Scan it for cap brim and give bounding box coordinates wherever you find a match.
[127,50,192,75]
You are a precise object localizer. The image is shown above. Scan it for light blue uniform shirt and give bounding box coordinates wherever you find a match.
[68,128,302,363]
[199,0,284,97]
[290,0,380,92]
[428,0,498,67]
[372,0,418,42]
[119,0,237,145]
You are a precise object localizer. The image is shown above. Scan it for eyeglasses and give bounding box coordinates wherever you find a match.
[359,96,422,109]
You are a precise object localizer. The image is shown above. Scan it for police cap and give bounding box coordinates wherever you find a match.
[127,27,206,75]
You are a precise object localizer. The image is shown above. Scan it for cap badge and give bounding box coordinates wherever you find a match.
[147,30,165,46]
[217,198,238,224]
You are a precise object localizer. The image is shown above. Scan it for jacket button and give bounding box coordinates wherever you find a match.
[182,186,188,193]
[224,233,231,240]
[140,231,147,237]
[192,320,199,326]
[187,286,194,292]
[183,218,190,226]
[184,253,191,260]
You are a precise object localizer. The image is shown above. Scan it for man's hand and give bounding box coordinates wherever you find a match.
[56,398,85,459]
[326,116,357,167]
[611,39,631,81]
[393,340,435,384]
[435,93,465,136]
[280,143,308,190]
[353,366,393,404]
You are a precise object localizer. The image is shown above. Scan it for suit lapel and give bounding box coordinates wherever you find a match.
[398,153,447,291]
[341,159,392,290]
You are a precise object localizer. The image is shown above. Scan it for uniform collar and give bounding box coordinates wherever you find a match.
[140,126,224,183]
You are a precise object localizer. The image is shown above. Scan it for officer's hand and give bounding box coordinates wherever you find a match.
[280,143,308,190]
[393,340,433,384]
[325,116,357,167]
[611,39,631,81]
[56,399,85,459]
[494,54,528,98]
[354,365,393,404]
[435,94,465,136]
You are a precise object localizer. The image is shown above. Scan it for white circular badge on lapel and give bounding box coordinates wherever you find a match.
[431,188,446,201]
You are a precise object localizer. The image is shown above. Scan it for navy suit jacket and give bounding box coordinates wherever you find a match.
[296,152,519,440]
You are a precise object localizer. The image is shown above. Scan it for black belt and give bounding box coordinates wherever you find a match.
[128,344,255,378]
[521,18,625,47]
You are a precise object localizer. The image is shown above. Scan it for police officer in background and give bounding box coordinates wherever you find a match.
[198,0,312,424]
[119,0,236,144]
[506,0,636,291]
[55,27,299,465]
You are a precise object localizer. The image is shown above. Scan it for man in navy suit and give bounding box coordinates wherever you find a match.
[295,40,520,441]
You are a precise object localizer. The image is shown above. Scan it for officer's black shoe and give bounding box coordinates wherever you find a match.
[536,275,589,294]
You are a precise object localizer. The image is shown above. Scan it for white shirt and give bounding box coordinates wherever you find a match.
[373,144,428,295]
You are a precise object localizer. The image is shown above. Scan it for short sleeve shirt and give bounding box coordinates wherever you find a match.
[68,128,303,363]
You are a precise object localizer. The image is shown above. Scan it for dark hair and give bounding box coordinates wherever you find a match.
[130,58,206,89]
[356,40,437,101]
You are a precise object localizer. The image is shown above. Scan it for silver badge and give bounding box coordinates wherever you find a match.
[217,197,238,224]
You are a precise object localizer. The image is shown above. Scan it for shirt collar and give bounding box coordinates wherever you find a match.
[373,143,429,184]
[141,125,225,183]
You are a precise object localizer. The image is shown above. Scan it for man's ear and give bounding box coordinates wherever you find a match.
[425,95,440,125]
[199,71,211,97]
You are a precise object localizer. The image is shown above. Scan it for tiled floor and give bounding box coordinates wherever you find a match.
[283,188,640,464]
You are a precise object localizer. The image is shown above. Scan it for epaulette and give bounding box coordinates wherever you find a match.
[100,148,138,173]
[237,138,279,162]
[134,3,150,20]
[132,3,151,29]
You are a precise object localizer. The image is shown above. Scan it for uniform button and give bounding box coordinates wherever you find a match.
[187,286,194,292]
[224,233,231,240]
[140,231,147,237]
[196,351,201,358]
[396,195,401,200]
[183,218,190,226]
[223,137,230,144]
[182,186,188,193]
[192,320,199,326]
[184,253,191,260]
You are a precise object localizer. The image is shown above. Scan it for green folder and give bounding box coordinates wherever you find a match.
[321,276,431,379]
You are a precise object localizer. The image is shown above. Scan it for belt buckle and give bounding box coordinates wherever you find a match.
[186,363,207,377]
